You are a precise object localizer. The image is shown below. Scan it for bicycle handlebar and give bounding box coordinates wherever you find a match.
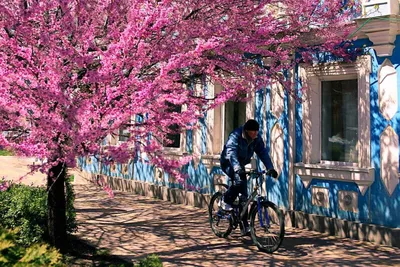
[243,169,274,178]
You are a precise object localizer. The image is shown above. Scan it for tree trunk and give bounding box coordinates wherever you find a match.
[47,161,67,252]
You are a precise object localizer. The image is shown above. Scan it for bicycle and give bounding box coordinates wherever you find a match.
[208,169,285,253]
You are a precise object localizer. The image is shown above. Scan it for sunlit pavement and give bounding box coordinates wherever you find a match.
[0,156,46,186]
[1,157,399,266]
[73,177,400,267]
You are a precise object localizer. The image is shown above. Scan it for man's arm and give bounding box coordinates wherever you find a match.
[254,138,273,170]
[225,131,242,172]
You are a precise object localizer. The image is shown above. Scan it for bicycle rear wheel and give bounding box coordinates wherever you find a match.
[249,201,284,253]
[209,191,233,238]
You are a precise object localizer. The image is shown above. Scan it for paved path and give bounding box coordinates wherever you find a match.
[0,156,46,186]
[1,157,399,266]
[73,182,400,267]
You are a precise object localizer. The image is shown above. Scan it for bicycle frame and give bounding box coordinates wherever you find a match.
[239,171,271,228]
[215,170,273,229]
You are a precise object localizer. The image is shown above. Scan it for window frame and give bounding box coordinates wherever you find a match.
[201,82,256,169]
[207,82,255,156]
[295,56,374,195]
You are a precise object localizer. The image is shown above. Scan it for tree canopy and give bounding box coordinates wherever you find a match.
[0,0,359,178]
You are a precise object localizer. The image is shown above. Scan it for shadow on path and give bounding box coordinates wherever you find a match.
[74,184,400,267]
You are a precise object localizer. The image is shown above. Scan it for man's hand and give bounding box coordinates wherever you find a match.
[269,169,278,178]
[234,168,246,182]
[235,168,245,176]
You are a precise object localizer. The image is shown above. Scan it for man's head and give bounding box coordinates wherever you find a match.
[244,119,259,140]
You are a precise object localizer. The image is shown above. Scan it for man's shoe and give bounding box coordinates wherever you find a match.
[218,199,233,211]
[241,226,251,236]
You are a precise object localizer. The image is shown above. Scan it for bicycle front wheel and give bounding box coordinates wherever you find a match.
[209,191,233,238]
[250,201,284,253]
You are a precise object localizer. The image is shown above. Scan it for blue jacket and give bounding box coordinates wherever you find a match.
[220,126,273,178]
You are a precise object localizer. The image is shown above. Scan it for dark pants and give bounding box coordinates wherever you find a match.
[223,172,249,228]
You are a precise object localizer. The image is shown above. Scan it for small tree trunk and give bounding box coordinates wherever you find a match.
[47,161,67,252]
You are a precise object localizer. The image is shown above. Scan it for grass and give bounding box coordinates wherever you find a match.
[67,174,75,182]
[0,150,14,156]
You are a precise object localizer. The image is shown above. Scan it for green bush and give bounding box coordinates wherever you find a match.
[65,176,77,234]
[0,178,77,246]
[0,184,47,245]
[0,150,14,156]
[0,227,63,266]
[136,254,162,267]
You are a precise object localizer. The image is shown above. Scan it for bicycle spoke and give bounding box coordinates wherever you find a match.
[209,192,232,238]
[250,202,284,253]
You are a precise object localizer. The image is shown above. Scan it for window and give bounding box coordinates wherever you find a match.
[201,82,256,171]
[223,100,247,143]
[118,127,130,142]
[210,83,250,155]
[295,56,374,195]
[163,103,181,148]
[321,79,358,163]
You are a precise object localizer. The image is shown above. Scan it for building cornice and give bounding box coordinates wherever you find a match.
[355,13,400,57]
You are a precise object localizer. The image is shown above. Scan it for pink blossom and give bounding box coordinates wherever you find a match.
[0,0,359,182]
[0,177,9,191]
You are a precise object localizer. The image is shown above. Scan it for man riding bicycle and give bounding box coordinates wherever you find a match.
[219,119,278,235]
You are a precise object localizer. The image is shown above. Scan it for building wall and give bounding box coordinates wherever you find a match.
[369,36,400,228]
[295,37,400,228]
[255,85,290,210]
[78,37,400,230]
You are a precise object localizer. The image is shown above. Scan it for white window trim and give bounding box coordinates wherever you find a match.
[295,56,374,195]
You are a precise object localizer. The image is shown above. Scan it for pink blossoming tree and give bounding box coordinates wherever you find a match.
[0,0,358,250]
